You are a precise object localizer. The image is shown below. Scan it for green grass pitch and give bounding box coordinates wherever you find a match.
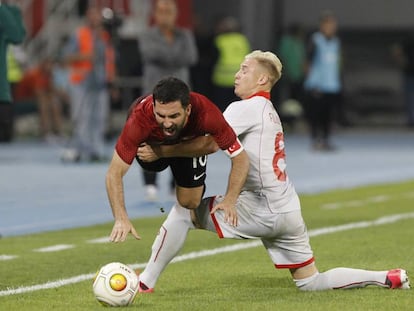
[1,180,413,310]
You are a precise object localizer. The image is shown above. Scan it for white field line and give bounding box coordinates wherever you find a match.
[86,237,111,244]
[322,195,390,209]
[0,255,18,261]
[321,192,414,210]
[33,244,75,252]
[1,212,414,297]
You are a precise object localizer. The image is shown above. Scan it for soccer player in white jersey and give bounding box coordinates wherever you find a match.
[134,51,410,293]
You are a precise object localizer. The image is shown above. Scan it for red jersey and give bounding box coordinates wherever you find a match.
[116,92,240,164]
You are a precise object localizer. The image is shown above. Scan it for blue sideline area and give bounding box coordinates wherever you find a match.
[1,129,414,237]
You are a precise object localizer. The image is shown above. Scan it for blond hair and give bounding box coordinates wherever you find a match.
[245,50,283,86]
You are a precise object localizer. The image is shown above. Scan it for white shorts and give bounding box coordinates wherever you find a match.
[195,192,315,269]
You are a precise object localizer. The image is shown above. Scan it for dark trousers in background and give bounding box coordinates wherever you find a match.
[143,170,175,192]
[403,75,414,127]
[0,101,14,142]
[305,92,341,144]
[139,156,175,193]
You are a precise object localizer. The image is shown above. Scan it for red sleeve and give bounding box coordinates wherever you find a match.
[115,97,153,164]
[191,93,238,150]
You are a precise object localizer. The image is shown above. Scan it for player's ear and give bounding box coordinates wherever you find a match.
[258,74,269,86]
[186,104,192,115]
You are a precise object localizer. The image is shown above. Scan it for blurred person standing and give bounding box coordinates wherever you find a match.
[304,11,342,151]
[18,58,64,141]
[138,0,198,200]
[278,23,306,128]
[279,23,306,104]
[0,0,25,142]
[190,14,218,100]
[62,6,115,162]
[212,16,250,112]
[7,45,26,99]
[51,58,70,111]
[52,36,71,106]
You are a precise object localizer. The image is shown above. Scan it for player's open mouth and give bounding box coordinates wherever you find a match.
[163,127,176,136]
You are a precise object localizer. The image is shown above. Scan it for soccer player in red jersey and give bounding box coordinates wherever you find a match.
[106,77,249,243]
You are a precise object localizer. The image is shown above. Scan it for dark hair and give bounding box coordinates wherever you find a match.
[152,77,190,108]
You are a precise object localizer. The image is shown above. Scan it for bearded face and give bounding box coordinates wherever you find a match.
[153,100,191,140]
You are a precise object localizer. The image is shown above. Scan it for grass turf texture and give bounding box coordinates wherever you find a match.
[1,180,413,310]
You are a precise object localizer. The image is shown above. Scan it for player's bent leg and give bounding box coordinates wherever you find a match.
[193,196,219,231]
[170,156,206,209]
[292,264,410,290]
[139,202,195,292]
[176,185,204,210]
[195,195,263,238]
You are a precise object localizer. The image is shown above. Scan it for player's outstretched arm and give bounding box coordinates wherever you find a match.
[106,150,140,242]
[137,136,219,162]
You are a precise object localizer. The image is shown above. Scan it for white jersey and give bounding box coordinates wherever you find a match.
[223,93,299,212]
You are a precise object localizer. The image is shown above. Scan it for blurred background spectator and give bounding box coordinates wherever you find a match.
[211,15,250,111]
[7,45,27,99]
[61,5,116,162]
[16,57,64,141]
[279,23,306,103]
[138,0,198,201]
[3,0,414,155]
[278,23,306,129]
[190,13,218,100]
[0,0,25,142]
[51,42,70,112]
[303,10,342,151]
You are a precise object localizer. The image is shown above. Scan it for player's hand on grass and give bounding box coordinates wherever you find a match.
[110,219,141,242]
[210,200,238,227]
[137,143,160,162]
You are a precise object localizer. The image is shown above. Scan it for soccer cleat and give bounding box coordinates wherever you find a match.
[385,269,410,289]
[135,269,154,293]
[138,281,154,293]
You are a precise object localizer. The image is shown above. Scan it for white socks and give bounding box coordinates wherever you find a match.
[295,267,388,290]
[139,203,194,288]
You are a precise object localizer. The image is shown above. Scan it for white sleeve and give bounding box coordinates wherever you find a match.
[223,100,253,136]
